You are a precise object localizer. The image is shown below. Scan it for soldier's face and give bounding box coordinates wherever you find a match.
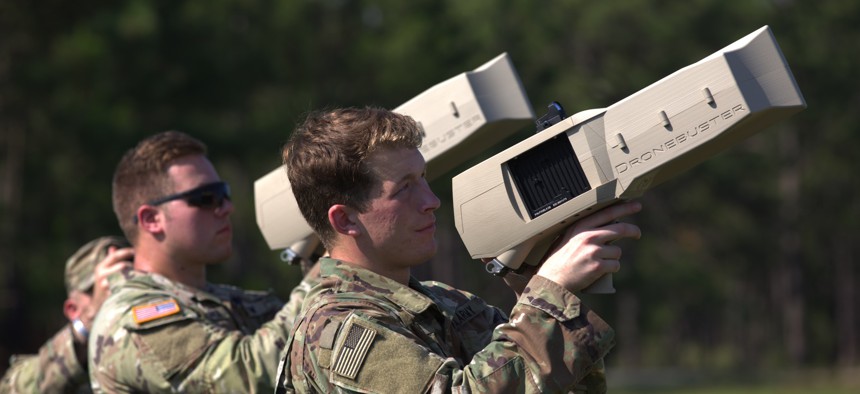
[159,154,234,266]
[63,290,92,321]
[356,147,440,268]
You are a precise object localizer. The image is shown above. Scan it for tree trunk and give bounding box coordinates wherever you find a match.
[0,122,26,371]
[616,291,641,367]
[773,127,805,365]
[835,234,857,366]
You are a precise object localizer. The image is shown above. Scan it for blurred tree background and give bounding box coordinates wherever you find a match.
[1,0,857,391]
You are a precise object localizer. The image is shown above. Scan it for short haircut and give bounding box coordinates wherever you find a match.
[283,107,422,248]
[112,131,207,242]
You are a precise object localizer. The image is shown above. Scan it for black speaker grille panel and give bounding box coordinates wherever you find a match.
[508,134,591,219]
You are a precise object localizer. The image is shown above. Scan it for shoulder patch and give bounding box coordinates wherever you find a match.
[332,321,376,379]
[327,313,445,392]
[132,299,181,324]
[319,320,342,350]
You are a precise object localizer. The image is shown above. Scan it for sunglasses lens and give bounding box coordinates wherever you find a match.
[186,183,230,209]
[188,193,218,208]
[146,182,231,211]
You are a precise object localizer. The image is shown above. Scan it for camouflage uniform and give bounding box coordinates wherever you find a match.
[282,275,320,337]
[276,258,614,393]
[0,325,90,393]
[0,236,128,394]
[88,270,294,393]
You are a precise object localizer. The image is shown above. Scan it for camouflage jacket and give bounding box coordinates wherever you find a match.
[1,324,91,393]
[275,258,615,393]
[282,275,320,337]
[87,270,292,393]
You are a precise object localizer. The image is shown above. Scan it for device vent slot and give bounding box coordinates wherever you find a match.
[508,134,591,219]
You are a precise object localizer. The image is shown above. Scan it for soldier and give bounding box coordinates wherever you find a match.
[87,131,302,392]
[0,236,132,393]
[275,107,643,393]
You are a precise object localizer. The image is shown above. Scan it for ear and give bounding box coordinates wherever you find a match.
[328,204,361,238]
[136,205,164,234]
[63,298,80,321]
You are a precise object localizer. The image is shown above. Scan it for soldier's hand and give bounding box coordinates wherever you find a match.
[536,201,642,293]
[82,246,134,327]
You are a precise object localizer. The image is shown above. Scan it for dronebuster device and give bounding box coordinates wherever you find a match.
[452,26,806,293]
[254,53,535,266]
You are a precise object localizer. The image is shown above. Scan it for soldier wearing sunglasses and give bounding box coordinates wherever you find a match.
[87,131,297,392]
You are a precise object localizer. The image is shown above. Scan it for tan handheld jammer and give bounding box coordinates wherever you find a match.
[452,26,806,293]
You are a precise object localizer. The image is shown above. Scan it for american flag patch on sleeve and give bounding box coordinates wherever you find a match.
[132,299,181,324]
[332,323,377,379]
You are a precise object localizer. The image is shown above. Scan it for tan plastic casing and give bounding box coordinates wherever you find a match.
[254,53,535,261]
[452,26,806,292]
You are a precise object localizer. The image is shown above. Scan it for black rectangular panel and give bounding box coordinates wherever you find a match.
[508,134,591,219]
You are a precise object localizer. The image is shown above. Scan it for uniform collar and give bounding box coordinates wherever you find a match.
[318,257,434,314]
[125,269,223,303]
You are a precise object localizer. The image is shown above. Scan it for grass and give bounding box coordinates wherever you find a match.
[607,367,860,394]
[613,386,857,394]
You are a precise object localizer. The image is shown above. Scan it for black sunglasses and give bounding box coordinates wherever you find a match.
[147,181,231,209]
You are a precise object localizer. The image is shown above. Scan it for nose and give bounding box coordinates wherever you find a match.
[216,198,234,216]
[420,180,441,212]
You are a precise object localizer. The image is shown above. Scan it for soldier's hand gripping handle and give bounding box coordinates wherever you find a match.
[537,201,642,294]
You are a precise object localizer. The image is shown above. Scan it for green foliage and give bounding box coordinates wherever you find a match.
[1,0,857,384]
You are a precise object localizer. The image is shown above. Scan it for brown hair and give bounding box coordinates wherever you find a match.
[283,107,422,248]
[112,131,207,242]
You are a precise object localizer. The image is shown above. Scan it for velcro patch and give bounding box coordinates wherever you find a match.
[320,320,341,350]
[132,299,181,324]
[332,323,376,379]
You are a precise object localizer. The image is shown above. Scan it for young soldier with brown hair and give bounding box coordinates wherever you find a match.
[276,107,642,393]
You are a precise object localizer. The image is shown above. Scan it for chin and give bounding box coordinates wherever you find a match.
[412,244,437,265]
[209,247,233,264]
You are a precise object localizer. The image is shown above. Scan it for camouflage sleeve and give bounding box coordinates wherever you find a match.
[453,275,614,392]
[282,276,318,327]
[1,324,89,393]
[284,275,614,393]
[88,294,295,393]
